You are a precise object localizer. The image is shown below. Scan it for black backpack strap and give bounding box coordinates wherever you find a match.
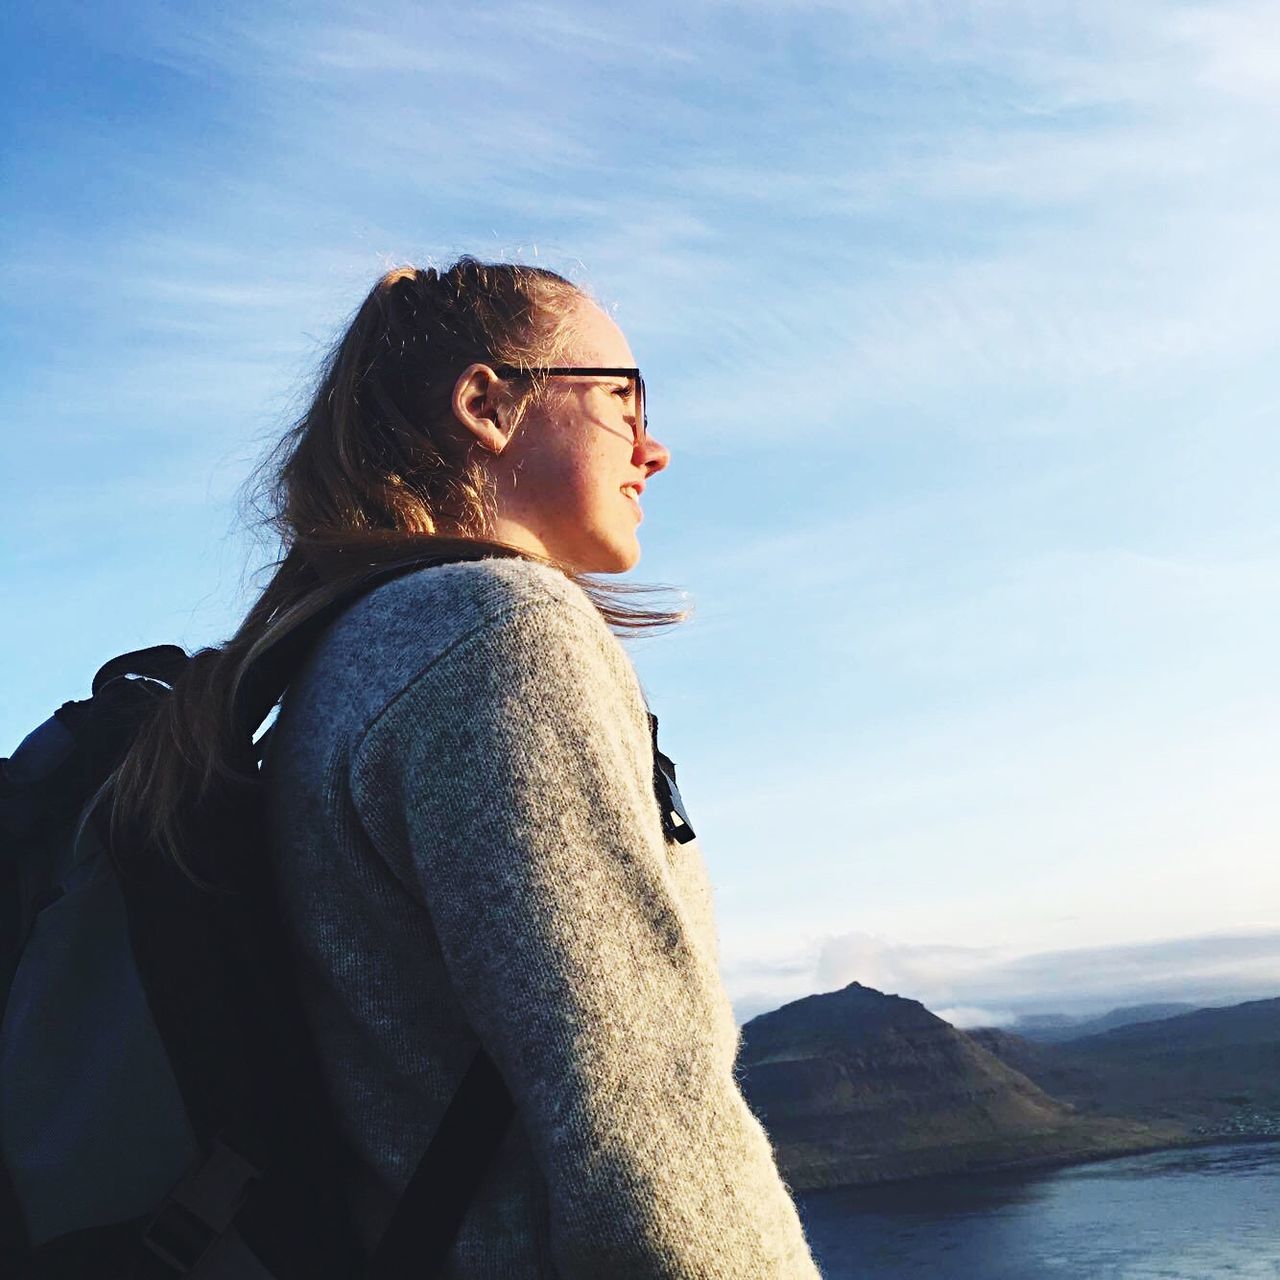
[650,713,697,845]
[367,1048,515,1278]
[111,549,524,1277]
[92,644,190,695]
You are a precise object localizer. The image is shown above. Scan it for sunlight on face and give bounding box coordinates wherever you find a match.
[490,299,671,573]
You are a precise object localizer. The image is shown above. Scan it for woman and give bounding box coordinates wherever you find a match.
[117,258,823,1276]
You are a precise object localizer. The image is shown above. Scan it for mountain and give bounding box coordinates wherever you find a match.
[964,1026,1104,1099]
[1006,1003,1199,1044]
[736,982,1168,1191]
[973,998,1280,1135]
[1064,996,1280,1053]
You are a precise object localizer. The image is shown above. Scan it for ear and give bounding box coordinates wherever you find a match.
[452,363,510,453]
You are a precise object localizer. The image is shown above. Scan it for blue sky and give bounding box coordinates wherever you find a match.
[4,0,1279,1026]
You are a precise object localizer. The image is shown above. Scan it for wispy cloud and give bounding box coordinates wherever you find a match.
[5,1,1279,997]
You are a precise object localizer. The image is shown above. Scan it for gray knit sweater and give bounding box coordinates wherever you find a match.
[263,555,823,1278]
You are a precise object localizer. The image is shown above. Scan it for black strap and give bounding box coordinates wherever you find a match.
[368,1049,515,1278]
[650,713,697,845]
[92,644,189,695]
[288,552,524,1274]
[236,549,522,1273]
[0,1152,29,1275]
[115,549,523,1277]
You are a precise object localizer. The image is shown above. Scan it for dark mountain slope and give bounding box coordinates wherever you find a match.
[1064,997,1280,1054]
[974,998,1280,1135]
[737,982,1166,1190]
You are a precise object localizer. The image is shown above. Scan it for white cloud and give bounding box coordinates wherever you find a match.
[812,932,994,1003]
[730,927,1280,1026]
[933,1005,1017,1028]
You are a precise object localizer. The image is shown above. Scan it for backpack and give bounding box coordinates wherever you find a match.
[0,556,517,1279]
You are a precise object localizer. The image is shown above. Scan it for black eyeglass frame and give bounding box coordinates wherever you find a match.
[492,366,647,445]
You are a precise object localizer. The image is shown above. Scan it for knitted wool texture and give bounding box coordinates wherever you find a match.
[264,555,824,1278]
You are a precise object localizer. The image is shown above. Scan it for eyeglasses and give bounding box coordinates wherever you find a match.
[493,366,647,446]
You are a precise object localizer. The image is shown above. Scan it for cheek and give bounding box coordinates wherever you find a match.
[548,428,617,498]
[512,404,623,524]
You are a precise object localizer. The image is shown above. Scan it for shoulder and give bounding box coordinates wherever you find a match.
[348,554,599,643]
[305,554,642,745]
[321,554,605,679]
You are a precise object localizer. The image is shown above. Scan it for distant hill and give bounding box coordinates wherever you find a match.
[973,998,1280,1134]
[736,982,1168,1191]
[1008,1003,1199,1044]
[1065,996,1280,1053]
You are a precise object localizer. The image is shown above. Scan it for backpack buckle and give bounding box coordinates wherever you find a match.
[649,714,697,846]
[141,1139,262,1274]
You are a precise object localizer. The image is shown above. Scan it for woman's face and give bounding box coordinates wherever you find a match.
[488,298,671,573]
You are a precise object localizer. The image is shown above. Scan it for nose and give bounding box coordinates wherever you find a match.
[638,432,670,477]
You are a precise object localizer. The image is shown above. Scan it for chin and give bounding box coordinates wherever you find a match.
[575,538,641,575]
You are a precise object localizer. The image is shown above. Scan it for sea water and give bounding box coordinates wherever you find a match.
[795,1141,1280,1279]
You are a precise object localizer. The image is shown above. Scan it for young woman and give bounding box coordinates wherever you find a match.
[115,258,823,1276]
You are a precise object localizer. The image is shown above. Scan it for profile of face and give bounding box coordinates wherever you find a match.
[452,298,671,574]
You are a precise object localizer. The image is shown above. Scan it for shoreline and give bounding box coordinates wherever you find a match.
[796,1131,1280,1197]
[953,1129,1280,1181]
